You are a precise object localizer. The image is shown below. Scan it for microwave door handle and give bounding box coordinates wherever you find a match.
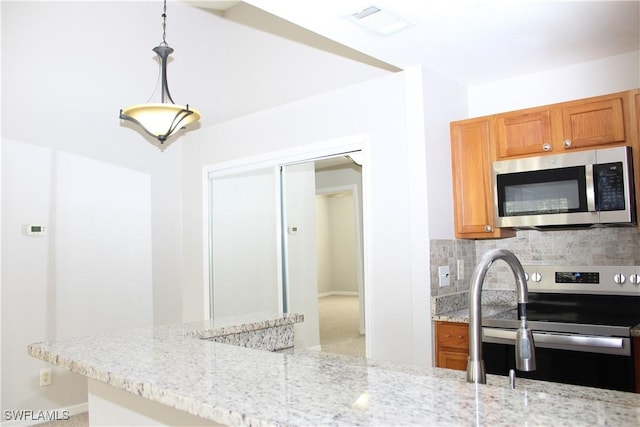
[585,164,596,212]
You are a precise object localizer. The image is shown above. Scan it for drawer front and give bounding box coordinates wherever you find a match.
[437,350,469,371]
[437,322,469,350]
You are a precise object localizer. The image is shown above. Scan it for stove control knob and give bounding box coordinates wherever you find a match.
[531,272,542,282]
[614,273,626,285]
[629,274,640,285]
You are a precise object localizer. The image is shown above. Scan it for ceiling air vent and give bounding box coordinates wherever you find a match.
[350,5,414,36]
[353,6,382,20]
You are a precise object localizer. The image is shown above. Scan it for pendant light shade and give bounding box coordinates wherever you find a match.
[120,103,200,142]
[120,1,200,148]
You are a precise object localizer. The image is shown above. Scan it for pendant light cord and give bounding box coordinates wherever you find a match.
[145,0,169,103]
[160,0,168,46]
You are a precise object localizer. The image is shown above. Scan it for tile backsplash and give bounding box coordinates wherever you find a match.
[430,239,475,296]
[430,227,640,295]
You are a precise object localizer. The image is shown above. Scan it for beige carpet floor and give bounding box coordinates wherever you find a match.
[318,294,365,358]
[36,412,88,427]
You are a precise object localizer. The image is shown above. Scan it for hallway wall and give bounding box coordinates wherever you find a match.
[316,192,358,295]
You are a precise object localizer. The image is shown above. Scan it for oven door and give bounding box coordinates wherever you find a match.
[482,327,635,392]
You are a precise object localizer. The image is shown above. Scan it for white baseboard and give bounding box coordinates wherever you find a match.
[3,402,88,426]
[66,402,89,417]
[318,291,358,298]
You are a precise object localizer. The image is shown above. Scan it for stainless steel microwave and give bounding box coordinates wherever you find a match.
[493,146,635,229]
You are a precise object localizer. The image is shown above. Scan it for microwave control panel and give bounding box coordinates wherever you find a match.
[594,162,625,211]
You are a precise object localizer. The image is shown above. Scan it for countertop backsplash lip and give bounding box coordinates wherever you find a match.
[431,289,517,316]
[431,289,640,335]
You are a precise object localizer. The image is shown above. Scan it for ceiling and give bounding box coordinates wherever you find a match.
[193,0,640,86]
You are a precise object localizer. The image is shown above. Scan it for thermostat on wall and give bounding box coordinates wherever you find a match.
[25,224,47,236]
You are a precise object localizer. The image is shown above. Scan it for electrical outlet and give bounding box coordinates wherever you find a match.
[438,265,450,287]
[40,368,51,386]
[457,259,465,281]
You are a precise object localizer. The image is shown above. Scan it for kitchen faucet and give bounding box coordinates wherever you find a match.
[466,249,536,384]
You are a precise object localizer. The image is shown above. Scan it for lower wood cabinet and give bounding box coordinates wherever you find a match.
[435,321,469,371]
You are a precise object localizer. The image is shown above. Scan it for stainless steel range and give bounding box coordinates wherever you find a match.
[482,265,640,392]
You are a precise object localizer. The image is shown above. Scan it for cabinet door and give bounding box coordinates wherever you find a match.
[450,119,515,239]
[636,91,640,235]
[435,321,469,371]
[496,109,555,159]
[561,97,625,149]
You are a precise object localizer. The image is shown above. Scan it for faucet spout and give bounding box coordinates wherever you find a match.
[466,249,536,384]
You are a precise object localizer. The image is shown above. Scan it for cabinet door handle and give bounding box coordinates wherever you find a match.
[484,225,493,232]
[542,143,551,151]
[563,139,572,148]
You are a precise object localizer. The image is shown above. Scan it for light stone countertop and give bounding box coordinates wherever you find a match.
[28,312,640,426]
[432,304,515,323]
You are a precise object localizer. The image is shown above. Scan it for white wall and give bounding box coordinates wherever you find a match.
[422,69,469,240]
[315,193,359,295]
[2,1,181,416]
[468,50,640,116]
[315,166,363,296]
[181,69,432,365]
[222,2,392,122]
[315,196,332,294]
[283,163,321,349]
[0,0,3,399]
[1,140,154,412]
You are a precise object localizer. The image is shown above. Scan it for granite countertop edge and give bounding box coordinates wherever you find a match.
[27,311,640,426]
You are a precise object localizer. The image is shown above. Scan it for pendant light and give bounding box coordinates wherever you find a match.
[120,0,201,148]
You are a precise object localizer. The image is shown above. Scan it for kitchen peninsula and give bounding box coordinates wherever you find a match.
[29,313,639,426]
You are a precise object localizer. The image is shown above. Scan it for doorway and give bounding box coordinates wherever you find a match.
[206,143,368,354]
[313,157,365,357]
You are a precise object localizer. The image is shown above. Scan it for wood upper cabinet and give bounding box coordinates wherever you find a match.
[496,108,560,159]
[495,91,632,160]
[561,97,626,149]
[450,118,515,239]
[435,321,469,371]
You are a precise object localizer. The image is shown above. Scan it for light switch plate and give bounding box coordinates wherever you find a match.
[438,265,450,287]
[457,259,465,281]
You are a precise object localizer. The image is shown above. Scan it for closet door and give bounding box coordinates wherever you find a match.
[210,168,280,317]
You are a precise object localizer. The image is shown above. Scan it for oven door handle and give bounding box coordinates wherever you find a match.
[533,332,623,349]
[482,328,630,355]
